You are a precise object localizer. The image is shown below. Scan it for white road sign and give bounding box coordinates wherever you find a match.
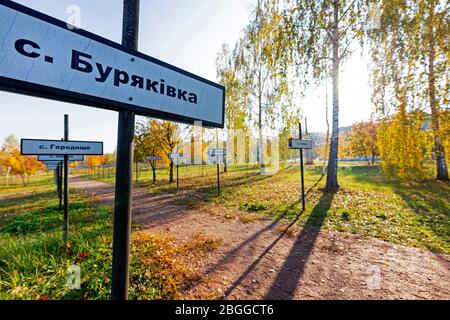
[145,156,162,161]
[46,163,58,170]
[0,2,225,128]
[21,139,103,155]
[208,149,227,156]
[38,155,84,161]
[168,153,185,159]
[288,139,313,150]
[42,161,61,168]
[207,149,226,164]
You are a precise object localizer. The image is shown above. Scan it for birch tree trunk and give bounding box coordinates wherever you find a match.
[428,5,449,180]
[258,93,266,175]
[323,79,330,175]
[169,160,174,182]
[325,0,340,191]
[6,166,11,186]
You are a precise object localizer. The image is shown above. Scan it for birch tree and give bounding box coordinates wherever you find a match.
[279,0,370,190]
[237,0,289,174]
[367,0,449,180]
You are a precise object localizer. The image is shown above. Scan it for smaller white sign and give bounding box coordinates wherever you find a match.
[207,149,226,164]
[46,163,59,170]
[288,139,313,150]
[208,149,227,157]
[38,155,84,161]
[42,160,60,165]
[145,156,162,161]
[21,139,103,155]
[168,153,185,159]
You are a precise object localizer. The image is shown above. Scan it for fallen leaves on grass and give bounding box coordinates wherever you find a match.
[130,231,222,299]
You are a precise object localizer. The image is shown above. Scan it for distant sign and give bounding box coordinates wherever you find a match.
[38,155,84,162]
[145,156,162,161]
[207,149,227,164]
[168,153,185,159]
[41,160,60,164]
[288,139,313,150]
[0,1,225,128]
[208,149,227,157]
[46,163,59,170]
[21,139,103,155]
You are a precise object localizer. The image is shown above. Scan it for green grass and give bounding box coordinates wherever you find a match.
[0,175,113,299]
[73,163,265,199]
[72,163,260,185]
[0,174,219,300]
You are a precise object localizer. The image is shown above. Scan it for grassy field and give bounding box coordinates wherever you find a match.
[0,162,449,299]
[76,161,450,253]
[0,174,220,300]
[175,164,449,253]
[71,162,261,186]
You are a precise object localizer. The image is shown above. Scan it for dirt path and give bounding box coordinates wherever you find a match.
[71,176,450,300]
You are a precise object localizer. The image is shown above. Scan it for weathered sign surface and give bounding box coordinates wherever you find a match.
[288,139,313,150]
[168,153,185,159]
[0,1,225,128]
[145,156,162,161]
[21,139,103,155]
[38,155,84,161]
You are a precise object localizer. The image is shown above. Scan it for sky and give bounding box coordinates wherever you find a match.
[0,0,374,152]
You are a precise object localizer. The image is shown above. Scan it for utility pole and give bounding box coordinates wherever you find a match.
[111,0,140,300]
[217,160,220,195]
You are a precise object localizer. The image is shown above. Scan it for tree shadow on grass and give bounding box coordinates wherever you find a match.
[305,174,325,197]
[0,202,101,236]
[0,191,59,215]
[172,172,274,204]
[264,190,334,299]
[137,170,271,197]
[338,165,449,252]
[391,181,450,252]
[338,165,395,189]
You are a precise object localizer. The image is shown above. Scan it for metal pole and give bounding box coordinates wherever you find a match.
[58,162,62,210]
[111,0,139,301]
[217,161,220,195]
[54,164,58,198]
[299,122,305,212]
[215,128,220,195]
[176,163,179,188]
[63,115,69,244]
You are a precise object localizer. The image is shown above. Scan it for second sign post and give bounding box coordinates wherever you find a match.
[1,0,225,300]
[21,115,103,243]
[288,123,313,212]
